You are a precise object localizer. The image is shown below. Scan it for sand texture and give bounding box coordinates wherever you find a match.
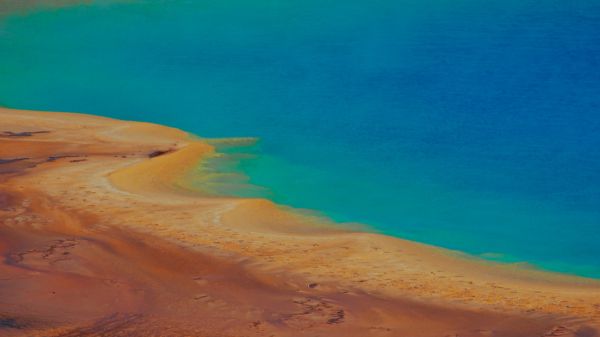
[1,107,599,337]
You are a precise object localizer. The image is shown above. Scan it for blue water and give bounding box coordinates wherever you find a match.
[1,0,599,277]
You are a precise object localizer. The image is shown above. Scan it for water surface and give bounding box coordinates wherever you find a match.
[1,0,599,277]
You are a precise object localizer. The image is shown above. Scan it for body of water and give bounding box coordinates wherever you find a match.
[1,0,599,277]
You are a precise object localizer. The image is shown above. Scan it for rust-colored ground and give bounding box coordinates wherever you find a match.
[0,108,599,337]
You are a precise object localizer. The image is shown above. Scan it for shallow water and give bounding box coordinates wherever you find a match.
[1,0,599,277]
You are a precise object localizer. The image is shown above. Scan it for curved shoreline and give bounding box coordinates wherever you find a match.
[2,0,599,278]
[1,107,599,336]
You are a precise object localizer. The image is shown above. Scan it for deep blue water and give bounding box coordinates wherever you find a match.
[1,0,599,277]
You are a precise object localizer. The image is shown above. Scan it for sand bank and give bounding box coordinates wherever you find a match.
[1,107,599,337]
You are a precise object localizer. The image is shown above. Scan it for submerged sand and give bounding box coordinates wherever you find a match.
[0,107,599,337]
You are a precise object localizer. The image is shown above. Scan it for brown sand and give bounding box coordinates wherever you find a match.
[0,107,599,337]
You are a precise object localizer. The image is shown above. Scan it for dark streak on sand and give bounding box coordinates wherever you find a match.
[0,157,40,175]
[0,157,29,165]
[47,155,85,162]
[1,131,50,137]
[0,317,27,329]
[148,149,174,158]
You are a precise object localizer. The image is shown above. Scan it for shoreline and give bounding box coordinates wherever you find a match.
[91,106,599,285]
[1,0,598,280]
[1,107,599,336]
[106,111,600,281]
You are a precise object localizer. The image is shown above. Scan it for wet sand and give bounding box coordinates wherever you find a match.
[0,107,599,337]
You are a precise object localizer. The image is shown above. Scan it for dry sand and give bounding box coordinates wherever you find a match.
[1,107,599,337]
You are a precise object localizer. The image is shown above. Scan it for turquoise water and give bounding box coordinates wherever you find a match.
[1,0,599,277]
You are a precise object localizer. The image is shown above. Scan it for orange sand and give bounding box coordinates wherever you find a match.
[1,107,599,337]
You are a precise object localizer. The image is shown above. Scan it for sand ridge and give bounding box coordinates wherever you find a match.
[1,107,599,337]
